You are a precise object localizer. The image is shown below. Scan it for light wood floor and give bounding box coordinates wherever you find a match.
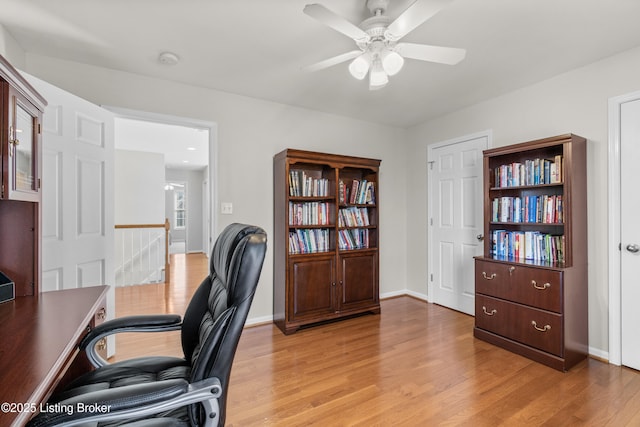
[114,254,640,426]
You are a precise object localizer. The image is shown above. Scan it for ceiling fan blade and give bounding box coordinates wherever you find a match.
[395,42,465,65]
[385,0,453,41]
[303,4,370,43]
[302,50,363,72]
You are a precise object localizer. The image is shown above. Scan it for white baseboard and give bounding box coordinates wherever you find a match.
[245,314,273,327]
[588,346,609,363]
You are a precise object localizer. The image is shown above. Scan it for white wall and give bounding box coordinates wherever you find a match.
[406,46,640,357]
[22,54,409,323]
[0,25,25,69]
[165,168,205,253]
[115,149,165,224]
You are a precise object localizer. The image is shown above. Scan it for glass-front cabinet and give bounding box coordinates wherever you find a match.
[3,86,41,201]
[0,54,46,297]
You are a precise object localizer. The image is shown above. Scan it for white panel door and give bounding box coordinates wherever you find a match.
[26,74,115,342]
[429,134,487,315]
[620,98,640,370]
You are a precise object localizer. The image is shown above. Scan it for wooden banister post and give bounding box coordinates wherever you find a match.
[164,218,171,283]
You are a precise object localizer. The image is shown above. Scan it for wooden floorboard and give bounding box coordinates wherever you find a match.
[113,254,640,426]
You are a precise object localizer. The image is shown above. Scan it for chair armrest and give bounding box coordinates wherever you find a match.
[26,377,222,427]
[81,314,182,367]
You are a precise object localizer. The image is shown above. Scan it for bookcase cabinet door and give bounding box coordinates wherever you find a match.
[289,255,336,322]
[339,251,378,311]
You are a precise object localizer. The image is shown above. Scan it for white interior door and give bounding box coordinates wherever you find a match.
[26,74,115,353]
[621,98,640,371]
[428,132,488,315]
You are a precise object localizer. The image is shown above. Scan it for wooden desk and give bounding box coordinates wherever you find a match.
[0,286,108,427]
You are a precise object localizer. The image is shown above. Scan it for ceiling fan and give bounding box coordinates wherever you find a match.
[303,0,466,90]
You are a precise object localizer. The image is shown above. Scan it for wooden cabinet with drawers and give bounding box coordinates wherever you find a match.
[474,135,588,371]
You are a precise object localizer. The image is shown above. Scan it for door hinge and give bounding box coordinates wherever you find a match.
[1,184,4,198]
[38,178,41,189]
[38,123,42,134]
[430,218,433,226]
[428,161,435,170]
[430,274,433,282]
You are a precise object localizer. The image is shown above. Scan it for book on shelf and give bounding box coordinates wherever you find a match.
[289,229,330,254]
[338,228,370,250]
[491,195,563,224]
[289,202,331,226]
[289,170,329,197]
[490,229,565,264]
[494,155,563,188]
[339,179,375,205]
[338,206,370,227]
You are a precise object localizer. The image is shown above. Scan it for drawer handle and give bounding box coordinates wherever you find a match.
[508,266,515,275]
[97,307,106,320]
[482,272,497,280]
[97,338,107,351]
[531,321,551,332]
[531,280,550,290]
[482,306,497,316]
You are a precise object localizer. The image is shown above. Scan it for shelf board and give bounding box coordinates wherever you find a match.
[489,222,563,227]
[489,183,563,191]
[476,255,567,270]
[289,224,333,229]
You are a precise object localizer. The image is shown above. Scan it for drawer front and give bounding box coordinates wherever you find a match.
[475,260,512,297]
[476,295,563,356]
[475,260,562,312]
[511,265,562,312]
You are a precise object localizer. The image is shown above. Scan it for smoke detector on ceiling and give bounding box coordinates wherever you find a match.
[158,52,179,65]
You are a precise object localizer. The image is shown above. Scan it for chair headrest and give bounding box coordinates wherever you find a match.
[210,223,265,283]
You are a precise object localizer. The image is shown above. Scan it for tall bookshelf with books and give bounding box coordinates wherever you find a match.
[273,149,380,335]
[474,134,588,371]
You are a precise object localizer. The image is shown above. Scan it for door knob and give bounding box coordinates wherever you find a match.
[477,234,484,241]
[627,244,640,253]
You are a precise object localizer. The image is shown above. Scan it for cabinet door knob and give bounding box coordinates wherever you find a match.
[482,272,496,280]
[531,280,550,290]
[626,243,640,253]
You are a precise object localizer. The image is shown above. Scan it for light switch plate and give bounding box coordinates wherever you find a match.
[221,202,233,214]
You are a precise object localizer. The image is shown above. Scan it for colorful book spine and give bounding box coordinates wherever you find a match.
[490,230,565,264]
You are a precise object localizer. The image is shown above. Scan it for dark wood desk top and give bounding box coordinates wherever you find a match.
[0,286,108,427]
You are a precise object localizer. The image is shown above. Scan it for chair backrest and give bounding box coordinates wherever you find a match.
[180,223,267,426]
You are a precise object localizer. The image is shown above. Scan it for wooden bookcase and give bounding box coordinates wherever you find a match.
[273,149,381,334]
[474,134,588,371]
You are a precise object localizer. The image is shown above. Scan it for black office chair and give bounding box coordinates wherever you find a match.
[27,223,267,427]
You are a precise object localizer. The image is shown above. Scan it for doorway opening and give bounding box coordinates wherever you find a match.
[109,107,217,287]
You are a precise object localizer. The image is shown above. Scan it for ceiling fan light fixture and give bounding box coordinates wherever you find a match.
[369,58,388,90]
[381,50,404,76]
[348,54,371,80]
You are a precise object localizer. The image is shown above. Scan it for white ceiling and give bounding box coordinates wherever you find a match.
[114,118,209,171]
[2,0,640,128]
